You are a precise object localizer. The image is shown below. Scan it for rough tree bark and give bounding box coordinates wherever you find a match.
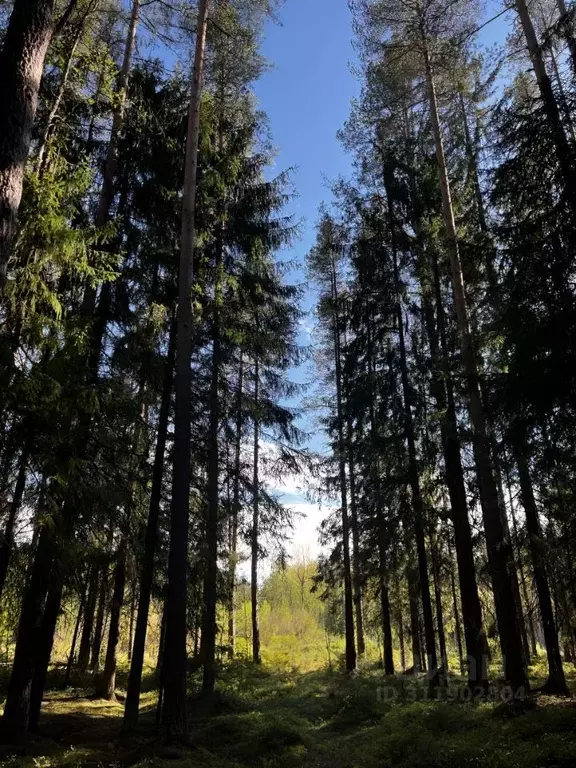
[0,0,56,285]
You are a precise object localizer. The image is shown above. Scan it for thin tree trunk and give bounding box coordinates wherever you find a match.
[424,245,488,688]
[384,181,438,687]
[503,466,536,659]
[161,0,209,742]
[202,251,222,692]
[251,356,261,665]
[512,433,569,694]
[0,0,56,285]
[379,543,394,675]
[77,564,99,671]
[556,0,576,82]
[398,596,406,672]
[64,581,87,688]
[421,28,528,691]
[95,541,127,700]
[28,571,63,732]
[329,254,356,672]
[128,582,136,663]
[81,0,140,314]
[228,354,243,659]
[123,319,175,729]
[0,446,28,602]
[447,538,464,674]
[408,567,422,673]
[347,439,365,657]
[36,5,92,174]
[90,558,109,672]
[431,531,448,676]
[514,0,576,215]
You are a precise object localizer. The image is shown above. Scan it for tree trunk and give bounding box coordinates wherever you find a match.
[408,568,422,673]
[398,596,406,672]
[347,438,365,657]
[514,0,576,215]
[378,529,394,675]
[36,4,92,173]
[329,255,356,672]
[123,319,175,729]
[501,463,535,661]
[513,432,569,694]
[384,181,438,687]
[162,0,209,743]
[81,0,140,314]
[0,0,56,285]
[421,29,528,691]
[202,257,222,692]
[423,245,488,688]
[556,0,576,80]
[251,356,261,665]
[95,542,127,700]
[447,538,464,674]
[77,564,99,671]
[29,573,63,731]
[1,519,55,732]
[90,559,109,672]
[0,445,28,602]
[228,354,243,659]
[431,532,448,676]
[64,581,87,688]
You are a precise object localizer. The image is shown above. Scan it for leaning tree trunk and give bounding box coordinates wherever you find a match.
[421,27,528,692]
[123,319,175,730]
[251,355,261,665]
[0,0,56,285]
[161,0,209,743]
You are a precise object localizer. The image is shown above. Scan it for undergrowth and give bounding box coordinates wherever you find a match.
[1,658,576,767]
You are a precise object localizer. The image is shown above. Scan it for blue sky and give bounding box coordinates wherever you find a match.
[250,0,515,559]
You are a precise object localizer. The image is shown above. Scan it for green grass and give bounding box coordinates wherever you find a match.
[1,659,576,767]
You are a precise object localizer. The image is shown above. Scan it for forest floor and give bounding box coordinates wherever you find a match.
[2,660,576,767]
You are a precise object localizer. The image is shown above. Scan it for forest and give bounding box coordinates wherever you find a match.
[2,0,576,764]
